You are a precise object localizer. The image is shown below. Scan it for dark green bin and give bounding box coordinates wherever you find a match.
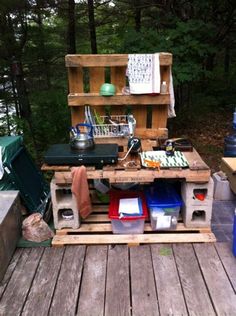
[0,136,50,215]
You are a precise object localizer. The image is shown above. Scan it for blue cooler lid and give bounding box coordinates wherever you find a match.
[145,183,182,208]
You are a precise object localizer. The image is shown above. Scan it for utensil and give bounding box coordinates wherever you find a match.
[70,123,94,150]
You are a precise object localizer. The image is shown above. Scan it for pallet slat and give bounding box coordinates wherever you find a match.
[52,232,216,246]
[55,222,212,234]
[65,53,173,67]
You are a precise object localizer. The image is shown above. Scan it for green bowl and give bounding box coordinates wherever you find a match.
[99,83,116,96]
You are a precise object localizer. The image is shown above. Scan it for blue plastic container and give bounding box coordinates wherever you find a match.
[145,182,182,230]
[224,134,236,157]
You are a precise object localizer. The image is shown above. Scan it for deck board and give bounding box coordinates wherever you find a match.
[130,245,159,316]
[105,245,130,316]
[49,246,86,316]
[77,246,107,316]
[151,244,188,315]
[0,248,23,299]
[173,244,216,316]
[194,243,236,315]
[21,247,64,316]
[0,243,235,316]
[215,242,236,292]
[0,248,44,316]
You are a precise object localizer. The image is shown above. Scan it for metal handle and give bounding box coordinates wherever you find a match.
[75,123,93,137]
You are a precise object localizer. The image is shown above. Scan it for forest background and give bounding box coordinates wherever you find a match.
[0,0,236,172]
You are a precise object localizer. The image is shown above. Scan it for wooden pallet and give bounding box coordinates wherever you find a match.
[42,139,211,184]
[52,207,216,246]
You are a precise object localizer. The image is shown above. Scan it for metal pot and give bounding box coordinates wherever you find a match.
[70,123,94,150]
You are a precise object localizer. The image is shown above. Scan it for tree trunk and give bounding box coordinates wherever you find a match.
[67,0,76,54]
[11,60,31,120]
[224,46,230,75]
[134,0,141,32]
[36,0,51,88]
[87,0,97,54]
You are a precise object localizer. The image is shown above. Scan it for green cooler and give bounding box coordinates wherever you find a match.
[0,136,50,216]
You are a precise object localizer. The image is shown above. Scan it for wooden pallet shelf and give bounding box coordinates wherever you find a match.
[65,53,173,67]
[68,93,170,106]
[52,211,216,247]
[42,139,211,184]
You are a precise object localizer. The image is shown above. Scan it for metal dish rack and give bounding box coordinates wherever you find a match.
[93,115,136,138]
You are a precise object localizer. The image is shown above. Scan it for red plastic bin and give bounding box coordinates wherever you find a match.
[109,190,148,234]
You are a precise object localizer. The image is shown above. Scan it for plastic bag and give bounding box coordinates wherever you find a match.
[22,213,54,242]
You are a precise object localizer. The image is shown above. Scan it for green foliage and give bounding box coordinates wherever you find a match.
[0,0,236,160]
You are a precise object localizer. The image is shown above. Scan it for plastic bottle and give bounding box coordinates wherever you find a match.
[161,81,167,94]
[233,108,236,130]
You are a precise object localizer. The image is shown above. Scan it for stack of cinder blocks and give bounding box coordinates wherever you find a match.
[181,178,214,228]
[50,178,80,229]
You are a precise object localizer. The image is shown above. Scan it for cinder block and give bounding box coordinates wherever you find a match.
[50,178,80,229]
[181,178,214,207]
[0,191,22,282]
[181,201,213,228]
[212,172,235,201]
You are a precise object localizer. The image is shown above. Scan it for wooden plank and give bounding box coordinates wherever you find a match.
[173,244,216,316]
[89,68,105,93]
[65,53,173,67]
[151,244,188,316]
[47,166,210,184]
[132,104,148,129]
[55,222,212,234]
[52,232,216,246]
[130,246,159,316]
[21,247,64,316]
[0,248,23,299]
[110,66,126,93]
[82,214,109,222]
[151,104,168,129]
[221,160,236,194]
[103,168,211,183]
[49,246,86,316]
[194,243,236,315]
[89,67,105,116]
[105,245,130,316]
[221,157,236,173]
[215,242,236,292]
[71,107,85,126]
[0,248,44,316]
[68,67,83,93]
[77,246,107,316]
[68,66,84,124]
[68,93,170,106]
[184,148,210,171]
[118,127,167,140]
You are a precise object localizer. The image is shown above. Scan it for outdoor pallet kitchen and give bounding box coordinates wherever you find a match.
[42,53,216,245]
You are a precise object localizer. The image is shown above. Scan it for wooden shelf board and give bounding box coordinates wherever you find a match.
[65,53,172,68]
[68,93,170,106]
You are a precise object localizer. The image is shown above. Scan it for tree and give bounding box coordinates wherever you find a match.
[87,0,97,53]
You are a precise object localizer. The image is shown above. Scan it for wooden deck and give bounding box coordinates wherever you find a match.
[0,243,235,316]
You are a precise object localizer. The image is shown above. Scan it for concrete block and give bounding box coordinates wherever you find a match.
[212,172,235,201]
[50,178,80,229]
[181,178,214,206]
[0,191,22,282]
[182,201,213,228]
